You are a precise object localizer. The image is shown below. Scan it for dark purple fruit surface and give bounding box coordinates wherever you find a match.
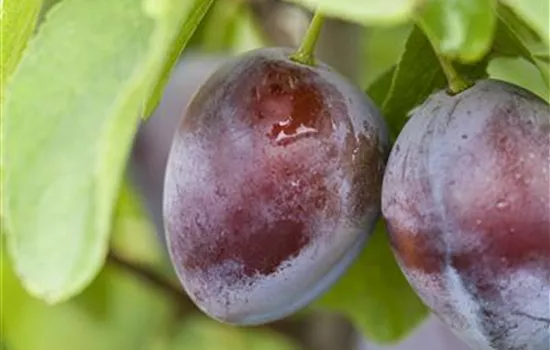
[163,48,389,325]
[382,79,550,350]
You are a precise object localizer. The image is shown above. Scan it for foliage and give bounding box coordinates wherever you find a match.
[2,0,548,348]
[316,222,428,342]
[2,0,213,304]
[0,0,43,98]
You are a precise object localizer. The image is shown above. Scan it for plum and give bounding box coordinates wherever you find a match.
[163,48,389,325]
[382,80,550,350]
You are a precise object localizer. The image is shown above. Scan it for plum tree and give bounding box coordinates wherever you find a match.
[163,47,389,325]
[382,79,550,350]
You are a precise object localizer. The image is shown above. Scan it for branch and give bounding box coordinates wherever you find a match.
[107,250,197,314]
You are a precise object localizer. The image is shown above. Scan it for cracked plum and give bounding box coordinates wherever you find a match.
[163,48,389,325]
[382,80,550,350]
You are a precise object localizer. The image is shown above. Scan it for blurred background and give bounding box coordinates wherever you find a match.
[2,0,547,349]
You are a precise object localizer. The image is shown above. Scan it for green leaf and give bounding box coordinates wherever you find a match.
[3,0,207,303]
[199,0,244,52]
[361,24,412,88]
[0,0,43,93]
[1,180,174,350]
[488,57,549,102]
[231,6,267,54]
[142,0,214,118]
[168,316,301,350]
[380,25,489,137]
[417,0,497,63]
[366,66,397,109]
[110,180,165,266]
[0,0,43,240]
[316,222,428,343]
[1,245,173,350]
[287,0,419,25]
[494,5,550,87]
[502,0,549,46]
[190,1,265,55]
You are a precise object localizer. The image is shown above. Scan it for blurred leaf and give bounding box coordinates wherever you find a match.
[200,0,244,52]
[36,0,63,23]
[168,316,301,350]
[366,66,396,108]
[361,24,412,88]
[316,222,428,343]
[109,179,178,286]
[0,0,42,218]
[288,0,419,25]
[189,2,265,55]
[110,180,164,266]
[143,0,214,118]
[488,57,549,102]
[1,182,174,350]
[1,245,173,350]
[380,25,488,137]
[502,0,549,46]
[232,6,267,54]
[380,25,446,135]
[0,0,43,95]
[3,0,207,303]
[417,0,497,63]
[494,5,549,87]
[493,12,535,58]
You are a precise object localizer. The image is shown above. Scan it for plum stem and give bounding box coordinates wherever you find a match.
[290,10,325,66]
[436,53,472,95]
[417,22,472,94]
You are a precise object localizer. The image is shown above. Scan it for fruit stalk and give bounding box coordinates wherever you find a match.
[435,53,472,95]
[417,22,471,94]
[290,11,325,66]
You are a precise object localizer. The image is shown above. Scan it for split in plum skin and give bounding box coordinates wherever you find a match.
[382,80,550,350]
[163,48,389,325]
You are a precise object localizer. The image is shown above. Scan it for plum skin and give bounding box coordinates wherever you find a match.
[382,80,550,350]
[163,47,389,325]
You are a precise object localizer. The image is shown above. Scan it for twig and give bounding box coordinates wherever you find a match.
[107,250,197,314]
